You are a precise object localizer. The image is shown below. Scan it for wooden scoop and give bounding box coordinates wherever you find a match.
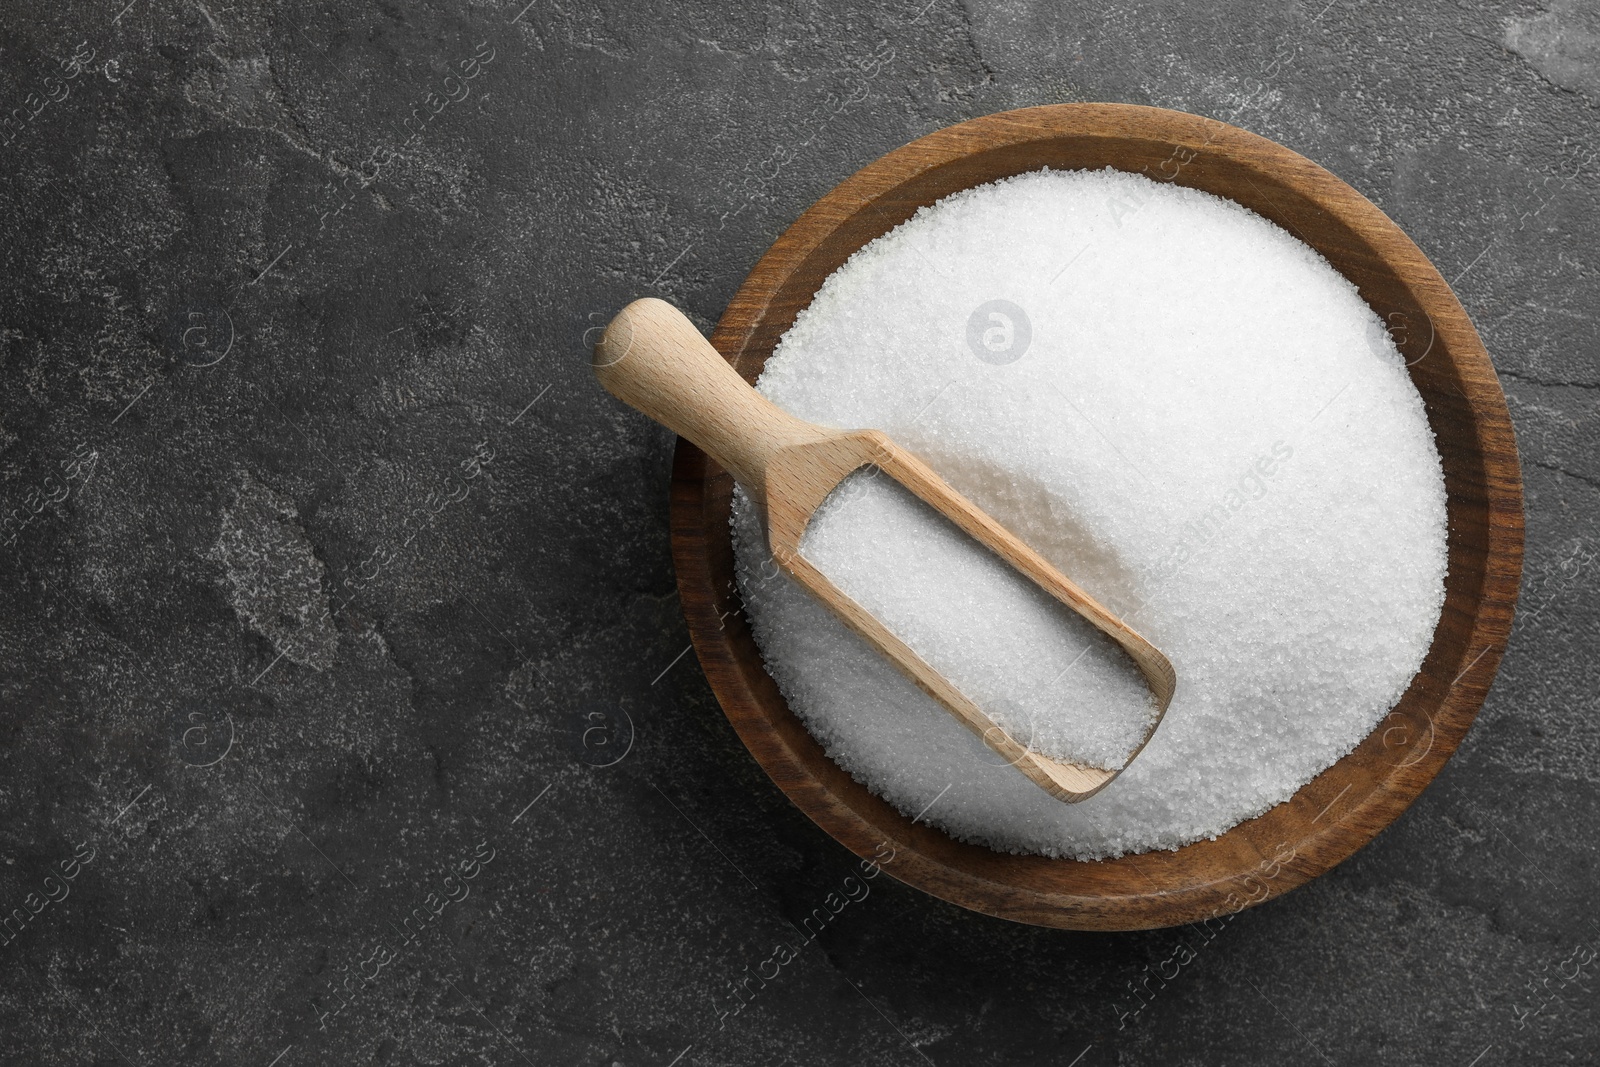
[593,298,1176,802]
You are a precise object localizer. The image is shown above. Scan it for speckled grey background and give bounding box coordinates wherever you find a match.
[1,1,1596,1064]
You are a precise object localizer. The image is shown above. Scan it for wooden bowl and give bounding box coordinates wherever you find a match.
[671,104,1523,931]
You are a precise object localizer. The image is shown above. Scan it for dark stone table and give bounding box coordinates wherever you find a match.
[2,1,1596,1064]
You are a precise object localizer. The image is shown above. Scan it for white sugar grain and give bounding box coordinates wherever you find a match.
[731,167,1447,860]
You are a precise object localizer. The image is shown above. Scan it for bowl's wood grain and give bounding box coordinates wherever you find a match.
[669,104,1524,931]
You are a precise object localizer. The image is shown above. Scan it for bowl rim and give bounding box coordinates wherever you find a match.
[669,103,1525,931]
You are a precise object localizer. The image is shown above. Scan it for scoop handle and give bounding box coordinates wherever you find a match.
[592,298,826,505]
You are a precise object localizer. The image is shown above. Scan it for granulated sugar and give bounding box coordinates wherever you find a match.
[731,167,1447,860]
[800,468,1157,770]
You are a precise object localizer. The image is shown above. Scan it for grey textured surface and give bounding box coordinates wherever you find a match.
[0,1,1596,1064]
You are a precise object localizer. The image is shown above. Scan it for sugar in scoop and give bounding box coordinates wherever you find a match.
[801,469,1159,770]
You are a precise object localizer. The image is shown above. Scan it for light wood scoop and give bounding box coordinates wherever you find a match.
[593,297,1176,802]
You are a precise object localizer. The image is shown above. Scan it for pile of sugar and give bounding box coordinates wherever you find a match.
[730,168,1448,860]
[800,468,1158,770]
